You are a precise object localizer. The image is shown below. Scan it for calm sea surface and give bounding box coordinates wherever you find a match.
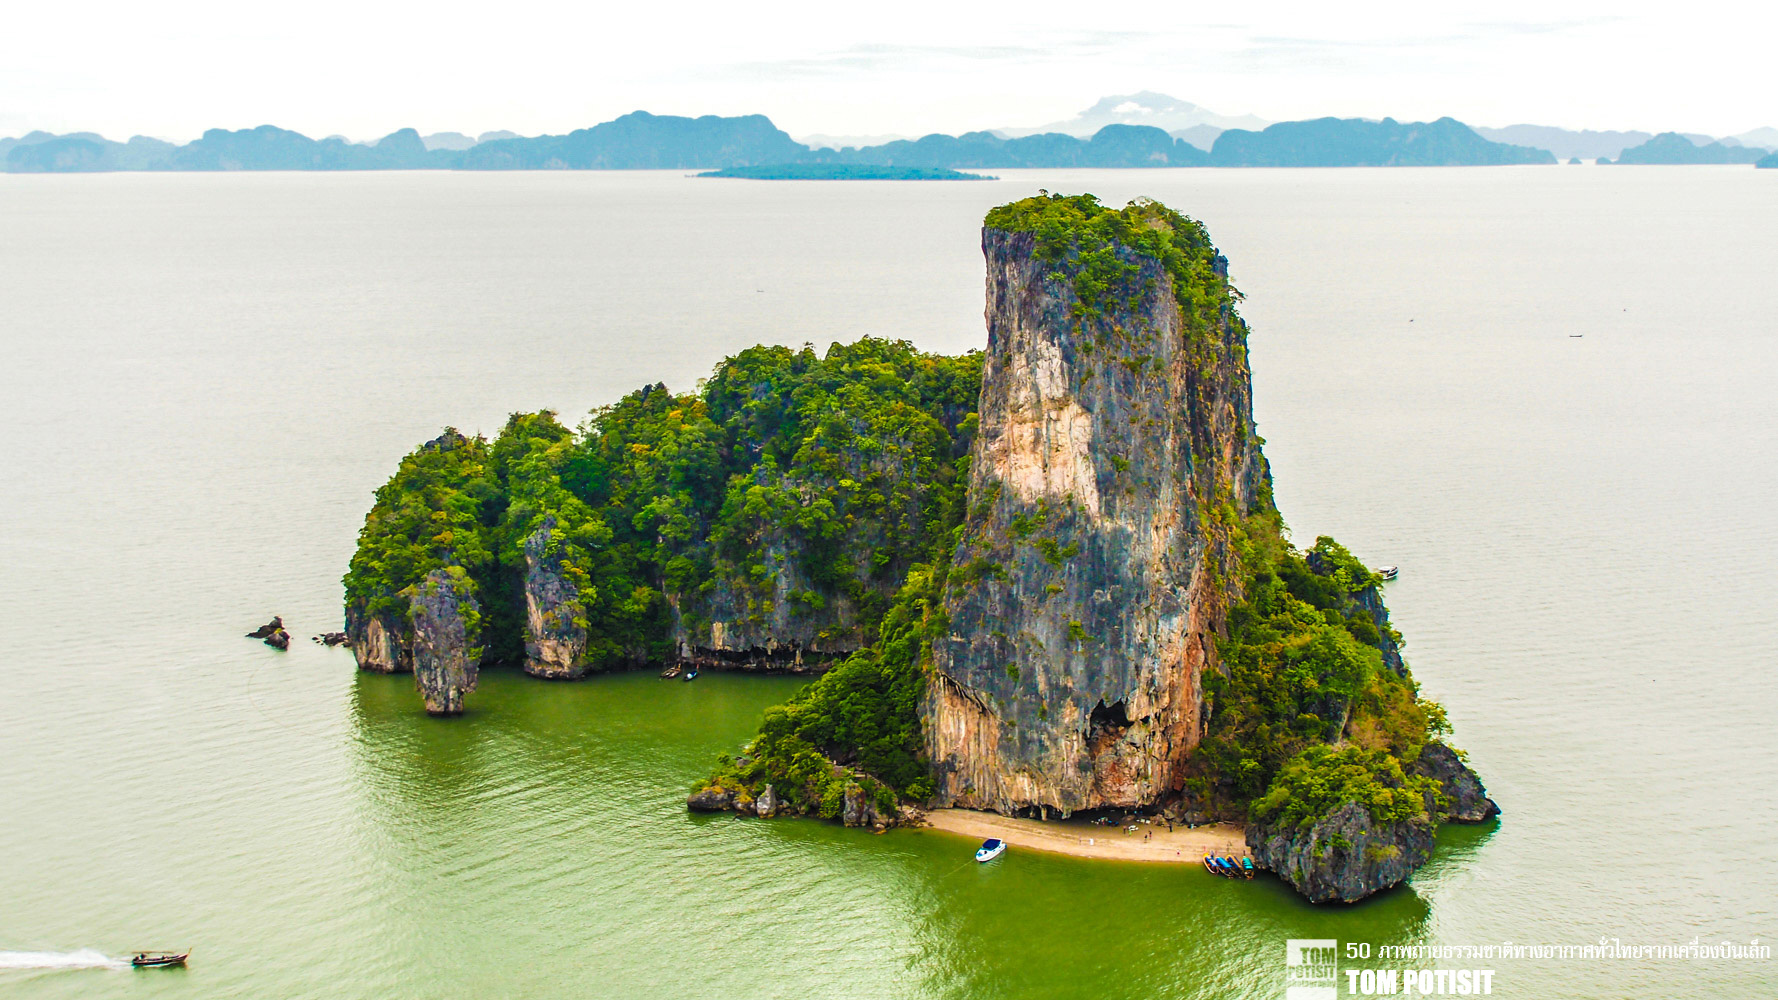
[1,167,1774,998]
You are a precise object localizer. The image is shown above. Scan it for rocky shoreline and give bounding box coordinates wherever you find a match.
[1245,742,1499,902]
[687,739,1495,901]
[688,778,897,831]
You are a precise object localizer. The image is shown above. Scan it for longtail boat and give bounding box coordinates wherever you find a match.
[131,951,189,968]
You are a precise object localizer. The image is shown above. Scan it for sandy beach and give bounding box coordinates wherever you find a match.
[920,808,1250,864]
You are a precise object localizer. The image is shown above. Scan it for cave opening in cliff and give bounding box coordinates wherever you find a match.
[1086,699,1133,755]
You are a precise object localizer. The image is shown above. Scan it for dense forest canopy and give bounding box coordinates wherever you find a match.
[344,337,983,675]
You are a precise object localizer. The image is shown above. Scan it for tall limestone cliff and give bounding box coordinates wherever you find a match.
[521,517,591,679]
[925,199,1269,816]
[344,429,492,679]
[407,567,481,715]
[347,602,412,674]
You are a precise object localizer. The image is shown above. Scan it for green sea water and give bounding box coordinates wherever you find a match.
[1,168,1772,998]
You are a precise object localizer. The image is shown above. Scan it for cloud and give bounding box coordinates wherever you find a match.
[707,31,1161,81]
[1250,15,1623,53]
[1468,16,1626,36]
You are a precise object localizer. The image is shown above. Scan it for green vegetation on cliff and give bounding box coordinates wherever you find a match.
[1251,745,1439,831]
[698,558,952,814]
[484,412,611,664]
[702,341,977,628]
[563,386,724,663]
[345,337,980,685]
[1192,510,1449,826]
[983,192,1236,333]
[344,430,497,641]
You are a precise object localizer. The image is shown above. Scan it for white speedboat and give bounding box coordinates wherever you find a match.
[974,838,1007,862]
[1376,566,1399,581]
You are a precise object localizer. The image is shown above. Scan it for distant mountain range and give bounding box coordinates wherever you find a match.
[795,93,1268,152]
[1610,133,1767,165]
[1474,126,1656,162]
[6,97,1774,173]
[1475,124,1777,161]
[0,112,1553,172]
[996,91,1269,139]
[420,130,519,151]
[1210,117,1551,167]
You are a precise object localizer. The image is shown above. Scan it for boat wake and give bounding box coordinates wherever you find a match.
[0,949,128,971]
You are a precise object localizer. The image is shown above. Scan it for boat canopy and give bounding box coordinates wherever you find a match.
[980,839,1002,849]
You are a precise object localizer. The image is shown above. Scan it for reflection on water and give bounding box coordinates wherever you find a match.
[342,670,1443,1000]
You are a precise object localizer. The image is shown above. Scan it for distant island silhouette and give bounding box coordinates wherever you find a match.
[5,105,1772,173]
[2,110,1557,172]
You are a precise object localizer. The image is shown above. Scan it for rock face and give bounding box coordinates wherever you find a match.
[347,605,412,674]
[1246,800,1437,903]
[672,538,860,673]
[1305,549,1404,677]
[924,226,1268,816]
[263,628,291,650]
[522,518,590,679]
[1247,743,1496,902]
[686,786,736,812]
[1414,741,1501,823]
[754,784,781,817]
[246,616,284,639]
[841,783,893,829]
[408,568,480,716]
[668,433,966,676]
[1350,584,1406,676]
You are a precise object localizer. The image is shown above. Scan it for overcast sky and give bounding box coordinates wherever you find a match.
[3,0,1771,141]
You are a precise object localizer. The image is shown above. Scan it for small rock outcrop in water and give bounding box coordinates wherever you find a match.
[686,786,736,812]
[753,784,781,817]
[313,631,349,646]
[407,568,480,715]
[263,628,291,650]
[522,517,590,679]
[246,616,283,639]
[1247,799,1437,903]
[1244,742,1497,902]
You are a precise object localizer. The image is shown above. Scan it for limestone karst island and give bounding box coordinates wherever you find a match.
[342,193,1498,904]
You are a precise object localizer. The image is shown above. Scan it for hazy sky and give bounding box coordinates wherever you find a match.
[3,0,1771,141]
